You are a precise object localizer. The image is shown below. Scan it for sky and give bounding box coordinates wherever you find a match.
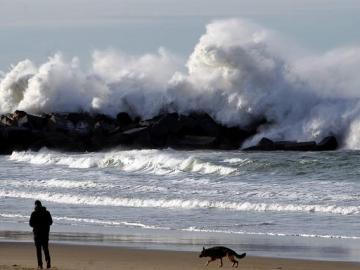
[1,0,360,70]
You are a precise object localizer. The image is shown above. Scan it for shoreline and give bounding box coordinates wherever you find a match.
[1,242,360,270]
[1,229,360,263]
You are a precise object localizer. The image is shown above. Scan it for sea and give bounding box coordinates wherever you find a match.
[2,15,360,262]
[0,148,359,262]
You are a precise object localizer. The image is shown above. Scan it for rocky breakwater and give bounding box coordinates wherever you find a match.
[244,136,338,151]
[0,110,260,154]
[0,110,339,154]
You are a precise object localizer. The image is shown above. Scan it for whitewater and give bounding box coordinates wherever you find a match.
[0,19,360,261]
[1,19,360,148]
[1,148,360,260]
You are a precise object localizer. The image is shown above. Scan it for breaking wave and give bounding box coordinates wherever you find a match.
[9,149,237,176]
[1,190,359,216]
[1,19,360,148]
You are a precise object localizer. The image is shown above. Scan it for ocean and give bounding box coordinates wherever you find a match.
[1,17,360,262]
[1,148,359,261]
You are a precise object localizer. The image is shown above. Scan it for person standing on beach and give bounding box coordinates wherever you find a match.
[29,200,53,269]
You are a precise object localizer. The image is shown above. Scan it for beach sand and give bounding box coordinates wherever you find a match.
[0,242,359,270]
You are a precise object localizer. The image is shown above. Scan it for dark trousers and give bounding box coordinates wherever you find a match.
[34,237,51,268]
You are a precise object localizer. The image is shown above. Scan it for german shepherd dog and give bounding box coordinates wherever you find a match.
[199,246,246,268]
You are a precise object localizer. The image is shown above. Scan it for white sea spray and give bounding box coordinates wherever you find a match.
[1,19,360,147]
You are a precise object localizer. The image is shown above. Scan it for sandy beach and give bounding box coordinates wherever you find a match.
[0,242,359,270]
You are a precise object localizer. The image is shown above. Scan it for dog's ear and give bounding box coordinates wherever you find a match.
[202,246,205,251]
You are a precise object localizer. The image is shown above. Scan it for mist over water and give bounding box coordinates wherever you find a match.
[1,19,360,148]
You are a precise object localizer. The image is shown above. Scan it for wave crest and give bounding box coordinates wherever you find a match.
[1,190,358,216]
[9,149,237,176]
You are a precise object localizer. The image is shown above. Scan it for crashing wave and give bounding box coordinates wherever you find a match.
[1,19,360,147]
[9,149,237,176]
[1,189,359,216]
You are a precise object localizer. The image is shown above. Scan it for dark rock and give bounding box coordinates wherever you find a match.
[178,113,220,137]
[316,136,338,151]
[0,110,340,153]
[171,135,217,149]
[47,113,74,132]
[259,137,274,146]
[244,136,338,151]
[72,121,92,135]
[93,121,116,135]
[93,128,136,150]
[40,131,86,151]
[149,113,180,147]
[46,113,91,135]
[190,112,220,137]
[0,115,15,127]
[122,126,148,136]
[94,113,116,125]
[123,127,151,146]
[244,137,275,151]
[4,127,33,143]
[13,110,27,119]
[139,119,152,127]
[282,141,317,151]
[93,114,118,135]
[66,112,92,124]
[154,113,180,133]
[14,111,48,130]
[66,112,94,135]
[216,127,251,149]
[116,112,133,128]
[0,127,34,153]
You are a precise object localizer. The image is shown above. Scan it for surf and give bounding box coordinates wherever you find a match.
[1,19,360,148]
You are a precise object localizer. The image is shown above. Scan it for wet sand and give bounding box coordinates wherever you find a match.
[0,242,359,270]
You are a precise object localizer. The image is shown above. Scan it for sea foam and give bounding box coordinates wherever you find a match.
[9,149,237,176]
[1,189,359,216]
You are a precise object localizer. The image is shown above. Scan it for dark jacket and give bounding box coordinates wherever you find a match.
[29,206,53,238]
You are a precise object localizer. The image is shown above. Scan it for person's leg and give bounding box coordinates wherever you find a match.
[35,239,43,268]
[42,240,51,268]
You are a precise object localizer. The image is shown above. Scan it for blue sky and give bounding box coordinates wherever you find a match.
[1,0,360,70]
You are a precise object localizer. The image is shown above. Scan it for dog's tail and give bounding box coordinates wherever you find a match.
[235,252,246,259]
